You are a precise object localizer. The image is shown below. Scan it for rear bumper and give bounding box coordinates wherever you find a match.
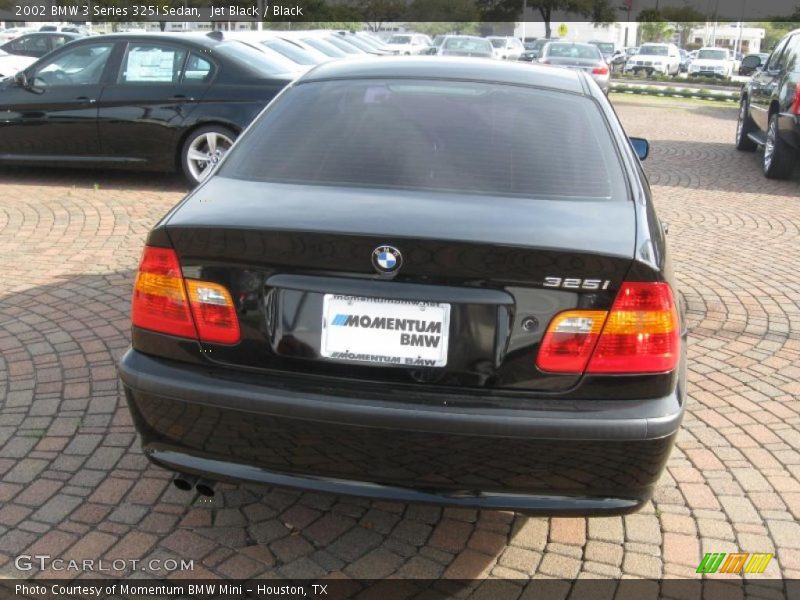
[119,349,685,515]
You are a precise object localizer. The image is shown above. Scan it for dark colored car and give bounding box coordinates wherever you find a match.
[0,33,299,185]
[679,49,689,72]
[739,52,770,76]
[736,29,800,179]
[519,38,551,62]
[119,57,686,516]
[0,31,83,58]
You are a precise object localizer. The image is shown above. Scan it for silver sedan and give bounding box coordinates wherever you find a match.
[537,41,610,94]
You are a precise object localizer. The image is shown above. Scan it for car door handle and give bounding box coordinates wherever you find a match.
[75,96,96,103]
[172,94,195,102]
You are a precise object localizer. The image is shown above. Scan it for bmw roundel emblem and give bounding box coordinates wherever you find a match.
[372,245,402,274]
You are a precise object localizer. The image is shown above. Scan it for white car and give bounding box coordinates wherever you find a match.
[487,36,525,60]
[0,49,35,79]
[688,47,733,78]
[624,42,681,76]
[383,33,432,55]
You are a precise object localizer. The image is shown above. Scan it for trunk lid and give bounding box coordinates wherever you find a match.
[165,178,637,392]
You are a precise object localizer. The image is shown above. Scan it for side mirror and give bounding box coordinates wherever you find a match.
[14,70,28,88]
[629,137,650,161]
[741,55,762,70]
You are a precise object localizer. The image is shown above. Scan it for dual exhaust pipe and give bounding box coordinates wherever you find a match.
[173,474,215,497]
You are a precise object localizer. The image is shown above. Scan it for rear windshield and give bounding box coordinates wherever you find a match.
[219,79,627,201]
[592,42,614,54]
[300,37,346,57]
[488,38,506,48]
[215,41,296,75]
[638,44,668,56]
[444,38,491,53]
[322,35,363,54]
[546,44,601,60]
[389,35,412,44]
[262,39,321,65]
[697,49,727,60]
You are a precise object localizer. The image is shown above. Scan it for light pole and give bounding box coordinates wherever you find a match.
[521,0,527,41]
[735,0,746,55]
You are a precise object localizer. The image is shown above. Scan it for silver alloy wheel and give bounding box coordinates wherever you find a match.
[186,131,234,183]
[764,119,776,171]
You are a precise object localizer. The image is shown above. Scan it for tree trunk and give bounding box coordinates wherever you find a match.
[540,7,551,39]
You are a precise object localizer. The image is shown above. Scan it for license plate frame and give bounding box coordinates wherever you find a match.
[320,294,450,368]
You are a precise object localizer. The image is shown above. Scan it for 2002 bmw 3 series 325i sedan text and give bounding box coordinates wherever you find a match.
[119,57,687,515]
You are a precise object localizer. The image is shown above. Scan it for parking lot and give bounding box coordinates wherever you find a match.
[0,97,798,583]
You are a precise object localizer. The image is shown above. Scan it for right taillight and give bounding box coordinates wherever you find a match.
[185,280,240,344]
[537,282,680,375]
[592,66,609,75]
[587,282,680,374]
[790,81,800,115]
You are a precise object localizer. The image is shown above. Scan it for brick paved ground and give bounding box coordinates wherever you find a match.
[0,98,798,585]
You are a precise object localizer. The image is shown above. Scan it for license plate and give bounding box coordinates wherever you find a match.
[320,294,450,367]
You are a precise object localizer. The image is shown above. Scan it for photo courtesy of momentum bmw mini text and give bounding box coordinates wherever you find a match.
[0,0,799,598]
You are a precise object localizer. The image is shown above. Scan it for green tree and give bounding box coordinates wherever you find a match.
[477,0,616,39]
[660,5,705,47]
[356,0,407,31]
[409,22,481,36]
[407,0,480,23]
[758,20,800,51]
[637,9,673,43]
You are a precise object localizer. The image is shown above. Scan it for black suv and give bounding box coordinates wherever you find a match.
[736,29,800,178]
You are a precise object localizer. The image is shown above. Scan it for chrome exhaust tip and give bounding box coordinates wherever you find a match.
[195,479,216,497]
[173,474,198,491]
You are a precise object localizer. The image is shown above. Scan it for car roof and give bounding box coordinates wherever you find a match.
[16,31,81,37]
[298,56,586,94]
[547,41,595,46]
[442,35,488,41]
[74,32,224,49]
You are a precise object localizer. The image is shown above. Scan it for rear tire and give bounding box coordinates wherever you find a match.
[763,114,795,179]
[181,125,237,187]
[735,99,757,152]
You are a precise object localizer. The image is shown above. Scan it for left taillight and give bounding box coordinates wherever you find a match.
[535,311,607,373]
[132,246,240,345]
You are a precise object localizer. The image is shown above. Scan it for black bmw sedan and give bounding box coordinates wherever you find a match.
[119,57,687,515]
[0,33,300,185]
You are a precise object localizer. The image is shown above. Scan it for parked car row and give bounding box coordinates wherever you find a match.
[619,43,751,80]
